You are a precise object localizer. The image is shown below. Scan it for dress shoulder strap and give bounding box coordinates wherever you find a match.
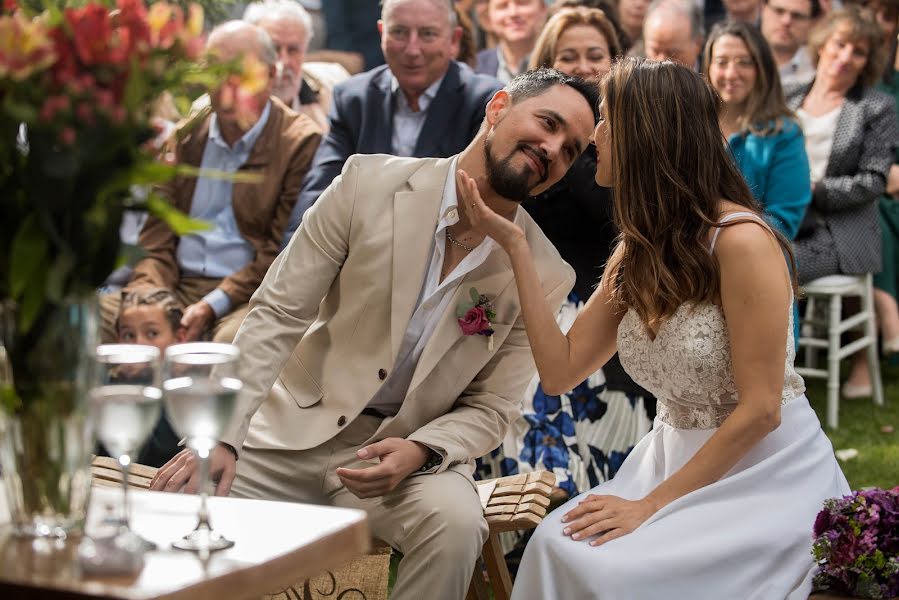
[708,211,770,254]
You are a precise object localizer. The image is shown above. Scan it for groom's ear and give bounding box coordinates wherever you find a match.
[485,90,512,128]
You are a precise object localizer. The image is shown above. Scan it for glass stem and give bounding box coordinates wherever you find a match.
[119,454,132,531]
[196,447,212,532]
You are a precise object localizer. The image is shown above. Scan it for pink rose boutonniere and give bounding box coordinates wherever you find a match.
[456,287,496,350]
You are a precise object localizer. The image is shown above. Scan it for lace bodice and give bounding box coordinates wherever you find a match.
[617,301,805,429]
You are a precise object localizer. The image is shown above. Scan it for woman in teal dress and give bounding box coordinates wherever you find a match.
[702,21,811,345]
[702,21,812,240]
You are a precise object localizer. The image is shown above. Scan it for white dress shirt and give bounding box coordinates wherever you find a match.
[366,157,509,416]
[797,106,841,183]
[390,74,445,157]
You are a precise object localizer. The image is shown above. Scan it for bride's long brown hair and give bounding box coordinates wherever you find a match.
[601,58,796,329]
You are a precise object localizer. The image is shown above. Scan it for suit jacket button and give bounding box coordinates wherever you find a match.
[337,415,347,427]
[378,369,387,380]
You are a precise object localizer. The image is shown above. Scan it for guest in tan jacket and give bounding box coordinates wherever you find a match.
[151,69,597,600]
[99,21,322,343]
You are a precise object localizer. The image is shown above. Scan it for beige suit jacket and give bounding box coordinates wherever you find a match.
[222,154,575,473]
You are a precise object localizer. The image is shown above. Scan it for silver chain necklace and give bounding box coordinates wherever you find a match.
[445,228,475,252]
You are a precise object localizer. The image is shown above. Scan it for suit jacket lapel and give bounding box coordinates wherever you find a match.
[369,70,396,155]
[172,115,211,213]
[414,62,462,157]
[407,250,514,395]
[826,88,862,176]
[389,159,449,361]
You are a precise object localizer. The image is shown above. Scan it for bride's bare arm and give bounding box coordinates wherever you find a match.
[561,219,794,546]
[457,170,623,395]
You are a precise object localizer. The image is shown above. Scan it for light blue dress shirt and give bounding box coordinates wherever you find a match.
[390,74,445,157]
[176,101,271,317]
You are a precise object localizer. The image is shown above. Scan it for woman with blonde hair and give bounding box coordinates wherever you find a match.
[477,7,651,502]
[458,57,849,598]
[529,5,622,76]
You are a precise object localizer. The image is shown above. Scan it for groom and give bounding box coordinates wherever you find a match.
[151,69,597,599]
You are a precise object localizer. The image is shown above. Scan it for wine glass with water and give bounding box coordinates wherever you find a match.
[162,342,242,553]
[90,344,163,551]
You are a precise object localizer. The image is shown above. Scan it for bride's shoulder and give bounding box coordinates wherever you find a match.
[714,220,781,263]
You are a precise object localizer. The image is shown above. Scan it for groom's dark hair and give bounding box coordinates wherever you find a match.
[505,68,600,122]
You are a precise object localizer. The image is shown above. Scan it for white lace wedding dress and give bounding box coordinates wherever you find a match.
[512,213,850,600]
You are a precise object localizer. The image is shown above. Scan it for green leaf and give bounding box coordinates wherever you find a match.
[146,193,211,235]
[455,303,472,318]
[45,253,75,304]
[179,164,264,184]
[18,274,46,335]
[115,243,145,270]
[0,384,22,414]
[123,58,149,113]
[469,287,480,304]
[96,162,180,204]
[9,216,48,299]
[2,97,39,124]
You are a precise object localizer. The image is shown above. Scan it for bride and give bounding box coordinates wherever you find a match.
[457,58,849,599]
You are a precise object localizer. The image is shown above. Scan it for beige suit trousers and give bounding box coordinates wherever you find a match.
[231,414,488,600]
[99,277,249,344]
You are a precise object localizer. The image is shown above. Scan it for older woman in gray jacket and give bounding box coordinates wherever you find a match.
[786,4,899,398]
[787,5,898,283]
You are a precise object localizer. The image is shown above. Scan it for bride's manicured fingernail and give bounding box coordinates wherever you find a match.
[563,527,570,535]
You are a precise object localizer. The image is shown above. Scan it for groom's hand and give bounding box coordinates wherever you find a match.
[149,444,237,496]
[336,438,430,499]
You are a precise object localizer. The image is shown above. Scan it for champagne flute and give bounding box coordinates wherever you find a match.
[90,344,163,551]
[162,342,242,553]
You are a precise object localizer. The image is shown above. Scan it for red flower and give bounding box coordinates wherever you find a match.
[66,4,113,65]
[3,0,17,14]
[114,0,150,55]
[49,27,78,85]
[59,126,76,145]
[459,306,490,336]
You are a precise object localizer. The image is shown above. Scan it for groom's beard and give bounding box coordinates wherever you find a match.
[484,136,548,203]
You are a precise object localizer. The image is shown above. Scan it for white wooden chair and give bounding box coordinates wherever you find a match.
[795,274,884,428]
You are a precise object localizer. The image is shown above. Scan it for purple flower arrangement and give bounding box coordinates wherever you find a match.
[812,487,899,598]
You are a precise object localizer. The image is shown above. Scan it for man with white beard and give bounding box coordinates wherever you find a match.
[243,0,333,131]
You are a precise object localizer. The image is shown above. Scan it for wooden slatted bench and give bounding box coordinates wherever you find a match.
[91,456,156,490]
[467,470,555,600]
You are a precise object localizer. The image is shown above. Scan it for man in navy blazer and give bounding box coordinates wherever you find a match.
[475,0,547,84]
[285,0,501,242]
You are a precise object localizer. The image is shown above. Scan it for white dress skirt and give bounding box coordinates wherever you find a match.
[512,395,849,599]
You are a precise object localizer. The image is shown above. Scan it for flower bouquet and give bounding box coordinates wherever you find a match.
[0,0,244,537]
[812,487,899,599]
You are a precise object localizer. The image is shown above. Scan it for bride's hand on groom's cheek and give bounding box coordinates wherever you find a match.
[560,494,658,547]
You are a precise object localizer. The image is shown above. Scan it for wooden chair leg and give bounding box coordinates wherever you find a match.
[466,557,490,600]
[482,532,513,600]
[863,275,886,407]
[827,293,842,429]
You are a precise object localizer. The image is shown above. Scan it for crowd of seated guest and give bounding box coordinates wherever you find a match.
[98,0,899,591]
[99,19,322,346]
